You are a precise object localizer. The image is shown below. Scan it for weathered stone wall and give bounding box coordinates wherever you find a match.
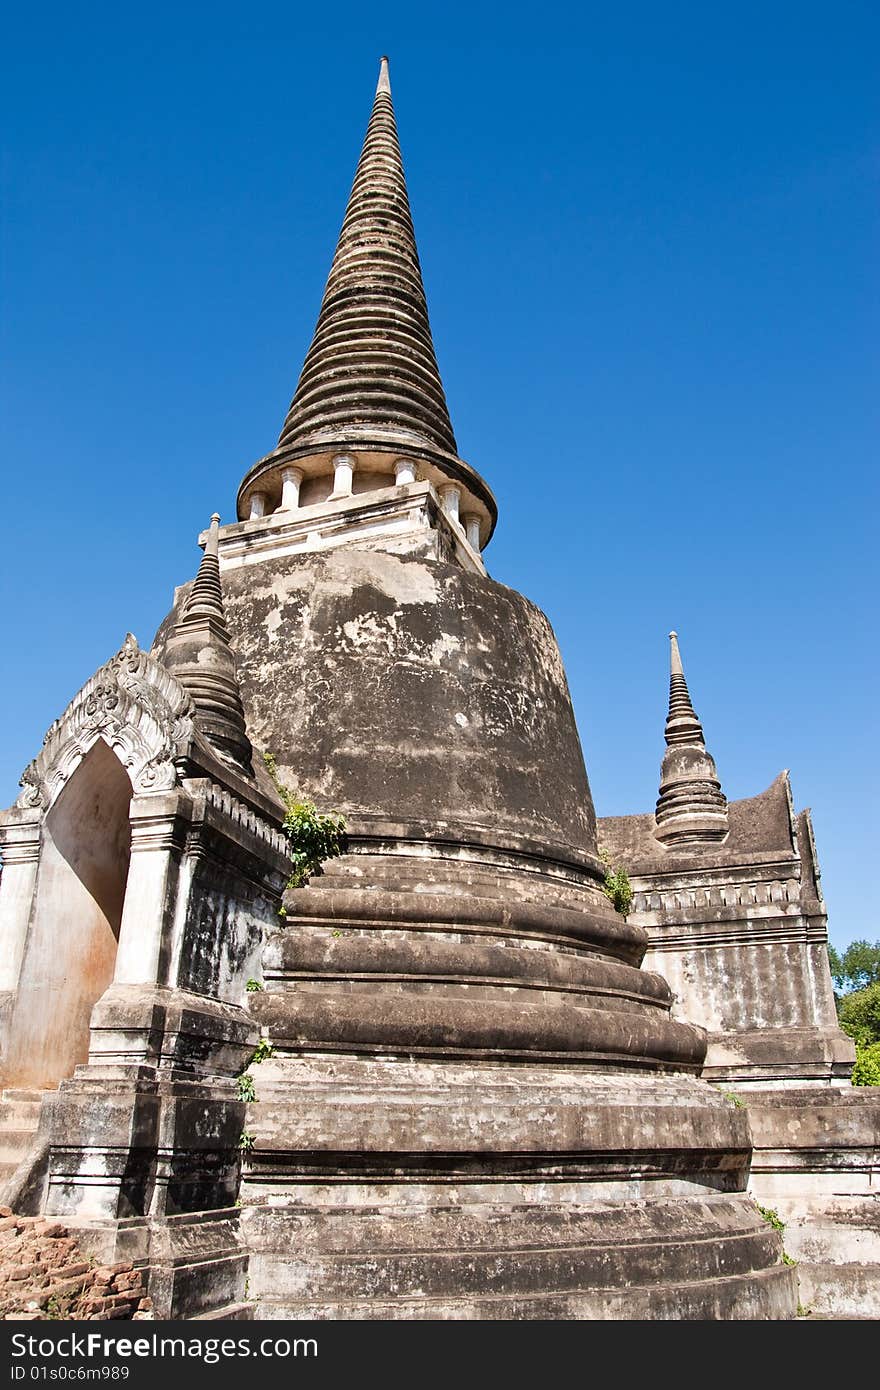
[155,548,598,861]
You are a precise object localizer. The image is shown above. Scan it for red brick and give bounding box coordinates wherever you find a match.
[44,1275,87,1298]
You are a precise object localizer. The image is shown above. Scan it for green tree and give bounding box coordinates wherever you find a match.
[838,981,880,1048]
[827,940,880,994]
[827,940,880,1088]
[851,1042,880,1087]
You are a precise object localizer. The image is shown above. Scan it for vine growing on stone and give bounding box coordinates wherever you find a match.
[598,849,634,919]
[263,751,348,889]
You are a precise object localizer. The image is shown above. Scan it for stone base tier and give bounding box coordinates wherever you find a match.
[242,1195,793,1320]
[63,1208,251,1320]
[703,1029,856,1089]
[740,1086,880,1318]
[236,1056,797,1320]
[254,877,706,1072]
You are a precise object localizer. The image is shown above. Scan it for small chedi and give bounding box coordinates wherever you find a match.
[0,59,876,1321]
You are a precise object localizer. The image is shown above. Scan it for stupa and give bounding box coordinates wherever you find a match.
[0,59,806,1319]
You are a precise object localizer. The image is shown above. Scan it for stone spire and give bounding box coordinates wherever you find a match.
[163,515,253,773]
[276,56,457,458]
[236,58,496,545]
[654,632,728,845]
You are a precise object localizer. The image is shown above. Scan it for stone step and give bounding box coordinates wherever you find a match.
[245,1228,780,1302]
[0,1130,39,1166]
[312,860,591,909]
[192,1303,255,1321]
[242,1194,768,1252]
[240,1196,782,1306]
[252,1265,796,1321]
[0,1098,43,1128]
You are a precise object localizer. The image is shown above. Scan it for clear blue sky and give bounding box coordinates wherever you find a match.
[2,4,877,949]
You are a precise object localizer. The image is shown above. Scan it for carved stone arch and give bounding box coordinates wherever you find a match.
[16,633,196,812]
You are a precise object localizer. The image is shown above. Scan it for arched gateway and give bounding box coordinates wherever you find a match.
[5,738,132,1088]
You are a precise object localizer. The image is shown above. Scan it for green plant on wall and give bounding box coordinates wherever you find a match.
[755,1203,784,1233]
[755,1202,798,1268]
[250,1037,275,1066]
[236,1072,257,1103]
[263,752,347,888]
[234,1036,276,1109]
[598,848,634,919]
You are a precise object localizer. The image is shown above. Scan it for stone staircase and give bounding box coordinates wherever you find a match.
[0,1090,45,1190]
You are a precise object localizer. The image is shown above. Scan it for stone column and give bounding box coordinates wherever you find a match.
[394,458,417,486]
[439,484,461,525]
[111,791,191,991]
[280,466,304,511]
[0,810,42,1056]
[331,453,355,497]
[462,513,481,550]
[248,491,267,520]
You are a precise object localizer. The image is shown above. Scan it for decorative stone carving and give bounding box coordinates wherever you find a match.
[16,634,196,811]
[202,782,290,859]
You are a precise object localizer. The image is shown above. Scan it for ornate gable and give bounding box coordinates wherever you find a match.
[17,634,196,810]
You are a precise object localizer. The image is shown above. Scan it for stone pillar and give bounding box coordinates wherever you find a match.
[248,491,267,520]
[462,513,481,551]
[111,791,191,992]
[439,484,461,525]
[0,810,42,1057]
[280,466,304,511]
[394,458,417,486]
[332,453,355,498]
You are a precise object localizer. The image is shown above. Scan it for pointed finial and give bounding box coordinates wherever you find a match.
[182,518,225,624]
[654,630,728,845]
[271,50,461,466]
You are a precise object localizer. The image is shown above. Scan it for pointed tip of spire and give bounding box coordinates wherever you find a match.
[669,630,683,677]
[206,513,220,558]
[274,47,463,464]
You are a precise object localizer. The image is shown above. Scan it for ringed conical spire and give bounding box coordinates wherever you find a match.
[277,56,458,457]
[182,512,226,624]
[655,632,728,846]
[163,515,254,773]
